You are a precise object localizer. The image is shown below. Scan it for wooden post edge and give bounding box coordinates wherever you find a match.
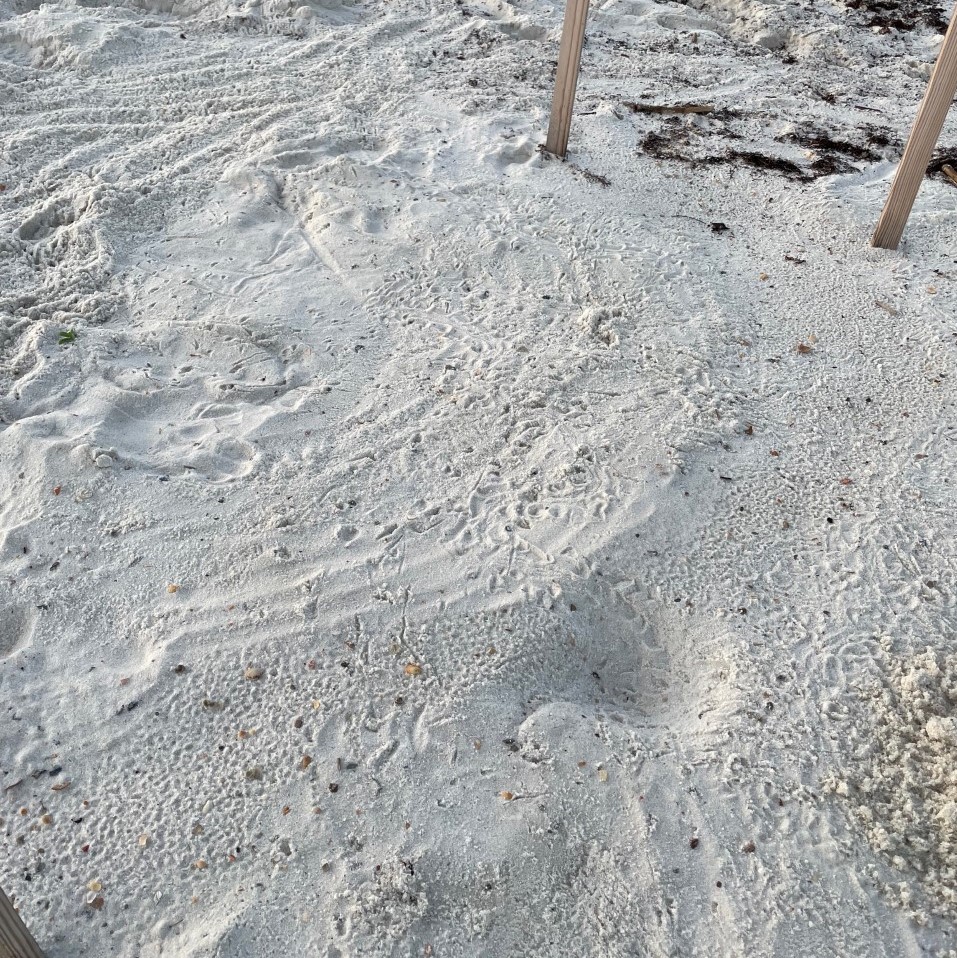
[0,887,45,958]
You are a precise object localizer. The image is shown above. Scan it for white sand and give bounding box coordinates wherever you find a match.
[2,0,957,953]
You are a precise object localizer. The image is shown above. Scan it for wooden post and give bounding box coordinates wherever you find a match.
[871,2,957,249]
[0,888,45,958]
[544,0,591,157]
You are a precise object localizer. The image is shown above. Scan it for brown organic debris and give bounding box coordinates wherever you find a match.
[625,101,714,115]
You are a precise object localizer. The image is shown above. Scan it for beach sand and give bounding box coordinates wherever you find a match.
[2,0,957,953]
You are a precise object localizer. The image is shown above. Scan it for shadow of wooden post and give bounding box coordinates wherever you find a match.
[871,1,957,249]
[544,0,591,158]
[0,888,45,958]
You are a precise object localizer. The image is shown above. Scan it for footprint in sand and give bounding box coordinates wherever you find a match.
[0,605,36,660]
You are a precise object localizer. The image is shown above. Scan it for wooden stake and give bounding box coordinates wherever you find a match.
[544,0,591,157]
[0,888,45,958]
[871,2,957,249]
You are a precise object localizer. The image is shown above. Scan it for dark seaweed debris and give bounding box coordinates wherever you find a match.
[928,146,957,177]
[640,121,900,180]
[640,133,810,179]
[785,132,883,163]
[727,150,807,178]
[844,0,948,33]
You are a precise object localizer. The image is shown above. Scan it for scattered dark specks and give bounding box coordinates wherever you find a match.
[117,701,139,715]
[690,837,700,849]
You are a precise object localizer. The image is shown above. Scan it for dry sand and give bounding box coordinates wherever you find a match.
[2,0,957,953]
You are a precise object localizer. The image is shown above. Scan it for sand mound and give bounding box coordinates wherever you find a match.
[827,648,957,920]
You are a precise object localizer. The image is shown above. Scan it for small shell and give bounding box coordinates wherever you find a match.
[194,859,208,870]
[167,584,179,594]
[404,663,423,677]
[137,834,150,847]
[244,665,264,681]
[299,755,312,770]
[500,791,514,801]
[87,879,103,892]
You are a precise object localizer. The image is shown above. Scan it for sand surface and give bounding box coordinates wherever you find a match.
[2,0,957,953]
